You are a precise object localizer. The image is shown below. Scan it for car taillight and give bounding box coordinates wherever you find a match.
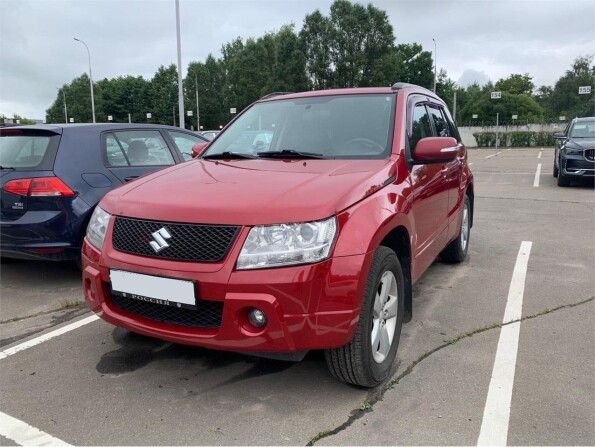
[3,177,76,197]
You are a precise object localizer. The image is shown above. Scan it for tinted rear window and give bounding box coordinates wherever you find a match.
[0,129,60,170]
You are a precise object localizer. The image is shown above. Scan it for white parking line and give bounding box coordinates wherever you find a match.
[485,152,502,159]
[469,162,474,166]
[537,151,542,159]
[533,164,542,187]
[478,241,532,446]
[0,411,71,446]
[0,315,99,360]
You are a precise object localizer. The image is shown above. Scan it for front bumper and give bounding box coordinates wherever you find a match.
[561,154,595,178]
[82,238,372,353]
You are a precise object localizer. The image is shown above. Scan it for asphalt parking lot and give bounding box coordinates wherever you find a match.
[1,147,593,446]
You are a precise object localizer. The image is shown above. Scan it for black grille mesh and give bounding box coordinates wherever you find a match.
[110,293,223,328]
[585,149,595,161]
[112,217,240,262]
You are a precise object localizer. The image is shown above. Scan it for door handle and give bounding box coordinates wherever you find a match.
[124,176,139,182]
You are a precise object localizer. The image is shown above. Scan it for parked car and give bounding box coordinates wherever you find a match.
[200,130,220,141]
[553,117,595,186]
[0,123,208,262]
[82,84,474,387]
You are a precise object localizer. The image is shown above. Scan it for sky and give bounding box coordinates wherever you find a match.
[1,0,594,120]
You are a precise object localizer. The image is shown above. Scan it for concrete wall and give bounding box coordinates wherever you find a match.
[459,123,566,147]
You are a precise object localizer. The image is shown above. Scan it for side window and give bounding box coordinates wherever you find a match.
[410,104,432,151]
[104,130,175,167]
[428,106,450,137]
[167,131,204,161]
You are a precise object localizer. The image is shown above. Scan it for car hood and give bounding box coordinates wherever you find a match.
[101,158,397,225]
[567,138,595,149]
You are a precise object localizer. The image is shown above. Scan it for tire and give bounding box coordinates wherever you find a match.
[557,170,570,187]
[441,195,471,263]
[553,161,559,178]
[325,246,404,387]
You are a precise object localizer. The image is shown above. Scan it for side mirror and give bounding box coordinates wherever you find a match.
[412,137,459,163]
[553,132,566,140]
[192,142,209,158]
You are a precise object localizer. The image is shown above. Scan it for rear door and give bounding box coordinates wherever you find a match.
[407,101,449,274]
[0,127,62,221]
[102,129,178,183]
[427,104,464,226]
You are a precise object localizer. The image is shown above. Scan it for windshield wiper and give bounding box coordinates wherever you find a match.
[0,165,15,171]
[257,149,325,159]
[202,151,258,160]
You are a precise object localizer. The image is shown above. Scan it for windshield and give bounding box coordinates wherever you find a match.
[570,120,595,138]
[204,94,395,159]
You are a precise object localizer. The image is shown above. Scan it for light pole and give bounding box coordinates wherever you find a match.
[195,74,200,131]
[175,0,185,129]
[432,38,437,93]
[57,87,68,123]
[73,38,96,123]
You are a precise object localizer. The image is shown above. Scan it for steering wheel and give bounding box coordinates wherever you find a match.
[345,138,385,152]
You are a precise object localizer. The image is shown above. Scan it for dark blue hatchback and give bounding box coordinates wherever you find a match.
[0,123,208,262]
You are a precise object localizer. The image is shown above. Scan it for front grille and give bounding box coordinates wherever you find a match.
[112,217,240,262]
[110,293,223,328]
[585,149,595,161]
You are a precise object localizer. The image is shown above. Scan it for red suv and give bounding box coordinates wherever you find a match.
[82,83,474,387]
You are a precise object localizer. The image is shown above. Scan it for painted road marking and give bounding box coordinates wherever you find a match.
[0,315,99,360]
[485,152,502,159]
[0,411,71,446]
[469,162,474,166]
[533,164,542,187]
[478,241,532,446]
[537,151,542,159]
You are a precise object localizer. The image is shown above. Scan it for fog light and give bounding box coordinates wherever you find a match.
[248,308,267,328]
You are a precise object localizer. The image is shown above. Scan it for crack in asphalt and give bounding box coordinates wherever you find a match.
[306,295,594,446]
[0,306,89,348]
[0,302,85,324]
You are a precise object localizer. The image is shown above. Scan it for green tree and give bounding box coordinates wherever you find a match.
[395,43,433,89]
[460,90,544,125]
[272,25,310,93]
[495,73,535,95]
[150,64,179,125]
[46,74,95,123]
[300,10,332,89]
[185,55,226,130]
[96,75,151,123]
[548,55,594,119]
[300,0,400,89]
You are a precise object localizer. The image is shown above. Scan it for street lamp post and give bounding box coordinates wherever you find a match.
[175,0,185,129]
[73,38,96,123]
[195,74,200,131]
[432,38,437,93]
[57,88,68,123]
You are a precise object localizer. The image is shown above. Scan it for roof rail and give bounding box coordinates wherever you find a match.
[391,82,434,95]
[259,91,294,100]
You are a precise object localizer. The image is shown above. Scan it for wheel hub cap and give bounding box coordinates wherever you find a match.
[371,270,398,363]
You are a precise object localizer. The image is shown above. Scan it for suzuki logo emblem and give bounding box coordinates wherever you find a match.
[149,227,171,253]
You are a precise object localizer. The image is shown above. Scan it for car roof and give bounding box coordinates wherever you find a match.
[12,123,202,134]
[573,117,595,122]
[258,84,440,103]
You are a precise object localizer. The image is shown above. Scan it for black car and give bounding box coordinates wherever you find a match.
[0,123,208,262]
[553,117,595,186]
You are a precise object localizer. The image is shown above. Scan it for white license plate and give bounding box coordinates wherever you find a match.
[110,270,196,309]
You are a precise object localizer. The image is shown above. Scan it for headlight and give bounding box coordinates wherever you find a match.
[86,206,111,250]
[237,217,337,269]
[564,147,582,155]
